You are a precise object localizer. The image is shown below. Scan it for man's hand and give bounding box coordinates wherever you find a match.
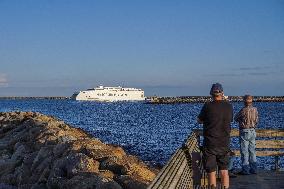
[197,118,203,124]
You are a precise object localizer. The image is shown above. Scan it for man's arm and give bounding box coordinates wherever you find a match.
[197,104,207,124]
[255,108,259,126]
[197,117,203,124]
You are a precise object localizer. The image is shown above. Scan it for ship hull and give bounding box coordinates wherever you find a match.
[71,86,145,102]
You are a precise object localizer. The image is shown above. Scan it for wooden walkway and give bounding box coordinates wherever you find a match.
[147,129,284,189]
[230,170,284,189]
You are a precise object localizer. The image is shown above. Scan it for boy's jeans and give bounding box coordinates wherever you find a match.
[239,128,257,173]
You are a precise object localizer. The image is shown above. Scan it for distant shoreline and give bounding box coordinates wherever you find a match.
[0,96,283,103]
[0,96,69,100]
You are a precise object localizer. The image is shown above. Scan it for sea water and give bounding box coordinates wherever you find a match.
[0,99,283,169]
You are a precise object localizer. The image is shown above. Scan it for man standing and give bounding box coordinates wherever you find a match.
[235,95,258,175]
[198,83,233,189]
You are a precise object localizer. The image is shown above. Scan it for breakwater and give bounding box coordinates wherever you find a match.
[0,112,156,189]
[147,96,284,104]
[0,97,69,100]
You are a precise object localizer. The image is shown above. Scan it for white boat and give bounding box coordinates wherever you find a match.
[71,85,145,102]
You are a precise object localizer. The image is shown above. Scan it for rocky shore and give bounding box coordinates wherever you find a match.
[0,112,157,189]
[147,96,284,104]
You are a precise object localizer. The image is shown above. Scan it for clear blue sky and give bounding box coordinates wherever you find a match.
[0,0,283,96]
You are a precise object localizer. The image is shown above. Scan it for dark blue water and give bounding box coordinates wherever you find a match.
[0,99,283,169]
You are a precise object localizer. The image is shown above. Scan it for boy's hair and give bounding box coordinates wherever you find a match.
[243,95,253,105]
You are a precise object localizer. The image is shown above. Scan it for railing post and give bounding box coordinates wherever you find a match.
[197,134,201,148]
[275,156,279,171]
[193,130,201,148]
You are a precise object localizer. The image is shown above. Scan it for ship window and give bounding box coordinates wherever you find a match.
[141,95,144,97]
[109,93,113,96]
[102,94,104,96]
[125,94,127,96]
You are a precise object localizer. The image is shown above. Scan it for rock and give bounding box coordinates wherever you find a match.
[0,160,19,176]
[0,112,157,189]
[37,167,50,183]
[22,152,38,166]
[11,144,29,161]
[0,149,12,160]
[58,135,77,143]
[123,156,156,182]
[0,183,17,189]
[18,184,34,189]
[100,156,128,175]
[31,146,53,171]
[31,156,53,183]
[14,164,31,185]
[96,178,123,189]
[64,153,100,178]
[66,173,123,189]
[114,175,148,189]
[31,183,48,189]
[99,170,115,179]
[0,173,16,186]
[52,143,70,158]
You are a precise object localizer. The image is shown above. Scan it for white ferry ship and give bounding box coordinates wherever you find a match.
[71,85,145,102]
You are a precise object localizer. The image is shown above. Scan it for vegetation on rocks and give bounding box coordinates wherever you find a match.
[0,112,157,189]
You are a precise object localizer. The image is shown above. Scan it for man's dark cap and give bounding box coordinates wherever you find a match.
[210,83,223,95]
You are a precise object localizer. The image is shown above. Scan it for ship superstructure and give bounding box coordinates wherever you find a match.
[72,85,145,102]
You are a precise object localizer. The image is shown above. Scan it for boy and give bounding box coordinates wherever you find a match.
[235,95,258,174]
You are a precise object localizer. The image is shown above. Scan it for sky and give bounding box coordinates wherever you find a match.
[0,0,283,96]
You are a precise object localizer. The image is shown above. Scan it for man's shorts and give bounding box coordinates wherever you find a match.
[202,147,229,173]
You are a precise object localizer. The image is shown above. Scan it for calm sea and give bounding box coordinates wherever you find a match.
[0,99,283,169]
